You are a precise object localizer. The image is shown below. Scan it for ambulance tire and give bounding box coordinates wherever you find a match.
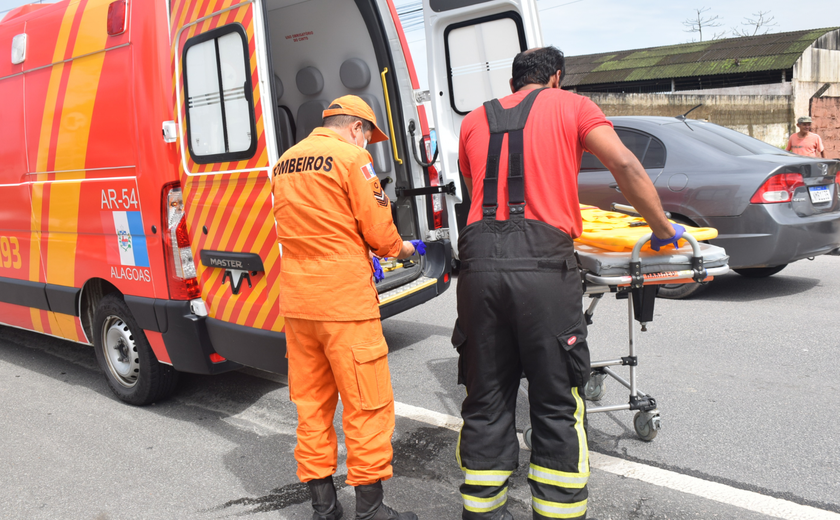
[93,294,179,405]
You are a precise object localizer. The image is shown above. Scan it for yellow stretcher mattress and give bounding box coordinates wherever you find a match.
[576,205,718,252]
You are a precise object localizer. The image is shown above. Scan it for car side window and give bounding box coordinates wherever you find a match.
[616,129,651,162]
[580,152,606,171]
[579,127,667,172]
[643,138,666,169]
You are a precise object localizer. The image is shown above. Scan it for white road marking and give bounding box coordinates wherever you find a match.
[393,401,840,520]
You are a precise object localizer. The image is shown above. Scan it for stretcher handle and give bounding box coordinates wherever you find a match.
[629,232,705,288]
[630,231,702,263]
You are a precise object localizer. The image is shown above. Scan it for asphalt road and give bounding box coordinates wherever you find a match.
[2,255,840,519]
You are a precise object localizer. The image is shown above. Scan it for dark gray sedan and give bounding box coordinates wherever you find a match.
[578,116,840,298]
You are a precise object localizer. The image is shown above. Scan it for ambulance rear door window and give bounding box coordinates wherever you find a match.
[443,12,527,115]
[183,24,257,165]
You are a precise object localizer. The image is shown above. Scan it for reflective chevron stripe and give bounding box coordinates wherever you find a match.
[462,486,508,513]
[528,464,589,489]
[463,468,513,487]
[532,497,587,519]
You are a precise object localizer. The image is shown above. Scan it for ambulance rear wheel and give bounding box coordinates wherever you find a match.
[93,294,179,405]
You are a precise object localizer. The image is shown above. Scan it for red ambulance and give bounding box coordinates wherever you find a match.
[0,0,541,404]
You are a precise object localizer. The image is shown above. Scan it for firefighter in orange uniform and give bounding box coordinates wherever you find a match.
[271,95,421,520]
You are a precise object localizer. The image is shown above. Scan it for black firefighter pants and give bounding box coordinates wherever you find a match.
[453,219,591,520]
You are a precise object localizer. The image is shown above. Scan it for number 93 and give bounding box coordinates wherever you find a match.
[0,236,22,269]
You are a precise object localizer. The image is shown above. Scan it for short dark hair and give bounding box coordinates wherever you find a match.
[323,113,374,133]
[511,46,565,92]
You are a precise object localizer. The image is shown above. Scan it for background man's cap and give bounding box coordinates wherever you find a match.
[797,116,812,124]
[323,95,388,144]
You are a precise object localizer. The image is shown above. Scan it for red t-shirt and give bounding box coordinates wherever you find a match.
[458,88,612,237]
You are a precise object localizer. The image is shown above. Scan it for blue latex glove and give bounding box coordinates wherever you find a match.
[649,224,685,252]
[410,240,426,256]
[372,257,384,283]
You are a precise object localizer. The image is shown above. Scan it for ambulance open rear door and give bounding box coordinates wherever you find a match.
[170,0,287,373]
[421,0,542,258]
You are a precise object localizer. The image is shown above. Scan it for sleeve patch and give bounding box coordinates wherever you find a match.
[372,179,389,207]
[361,162,377,181]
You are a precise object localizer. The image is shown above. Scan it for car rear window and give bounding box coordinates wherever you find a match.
[665,120,790,156]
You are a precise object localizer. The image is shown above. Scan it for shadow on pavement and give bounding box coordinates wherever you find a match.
[690,272,820,302]
[381,319,454,352]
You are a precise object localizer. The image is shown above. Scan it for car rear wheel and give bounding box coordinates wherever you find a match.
[93,294,179,405]
[733,264,787,278]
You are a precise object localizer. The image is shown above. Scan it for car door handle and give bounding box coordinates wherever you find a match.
[609,183,621,193]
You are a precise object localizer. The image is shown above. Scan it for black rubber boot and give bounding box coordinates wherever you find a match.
[354,481,418,520]
[308,476,344,520]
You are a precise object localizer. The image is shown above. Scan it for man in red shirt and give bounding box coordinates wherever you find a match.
[453,47,678,520]
[786,116,826,158]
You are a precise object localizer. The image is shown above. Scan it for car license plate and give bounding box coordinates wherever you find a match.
[809,185,831,204]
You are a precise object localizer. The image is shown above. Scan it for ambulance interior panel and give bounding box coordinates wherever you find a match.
[264,0,398,202]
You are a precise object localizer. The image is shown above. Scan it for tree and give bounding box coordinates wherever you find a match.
[683,7,726,42]
[731,11,779,37]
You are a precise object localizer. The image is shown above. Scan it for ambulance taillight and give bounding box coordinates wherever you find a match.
[424,136,443,230]
[107,0,127,36]
[163,185,201,300]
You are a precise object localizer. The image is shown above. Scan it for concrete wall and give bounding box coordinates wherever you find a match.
[680,82,791,96]
[792,30,840,120]
[811,96,840,159]
[582,93,794,148]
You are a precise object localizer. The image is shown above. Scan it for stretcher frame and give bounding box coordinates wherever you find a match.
[524,232,729,443]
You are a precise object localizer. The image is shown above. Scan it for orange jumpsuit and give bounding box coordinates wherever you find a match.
[271,127,403,486]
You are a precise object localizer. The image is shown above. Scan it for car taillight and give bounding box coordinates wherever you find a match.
[750,173,805,204]
[163,185,201,300]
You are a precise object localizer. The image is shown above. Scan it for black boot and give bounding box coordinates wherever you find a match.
[354,481,418,520]
[308,476,344,520]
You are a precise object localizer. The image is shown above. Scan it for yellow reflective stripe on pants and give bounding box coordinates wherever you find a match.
[464,468,513,487]
[532,497,587,519]
[572,387,589,474]
[528,463,589,489]
[462,486,508,513]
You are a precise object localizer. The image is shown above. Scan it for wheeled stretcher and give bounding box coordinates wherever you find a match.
[523,218,730,444]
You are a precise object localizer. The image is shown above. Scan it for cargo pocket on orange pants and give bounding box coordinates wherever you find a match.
[350,339,393,411]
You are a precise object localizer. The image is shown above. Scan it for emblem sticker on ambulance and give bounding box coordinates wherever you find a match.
[200,250,265,295]
[117,229,132,252]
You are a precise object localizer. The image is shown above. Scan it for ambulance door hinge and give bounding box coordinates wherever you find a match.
[414,89,431,104]
[629,395,656,412]
[629,260,643,289]
[162,121,178,143]
[396,182,456,198]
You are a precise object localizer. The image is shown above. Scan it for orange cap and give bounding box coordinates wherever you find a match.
[322,95,389,144]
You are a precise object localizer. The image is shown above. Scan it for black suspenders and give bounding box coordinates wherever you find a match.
[481,88,545,220]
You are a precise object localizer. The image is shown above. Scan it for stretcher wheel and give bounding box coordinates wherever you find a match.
[583,372,607,401]
[633,411,660,442]
[523,428,533,450]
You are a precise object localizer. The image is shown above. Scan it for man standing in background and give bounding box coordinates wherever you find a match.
[787,116,826,158]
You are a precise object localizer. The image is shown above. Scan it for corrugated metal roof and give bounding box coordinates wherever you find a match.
[563,28,839,87]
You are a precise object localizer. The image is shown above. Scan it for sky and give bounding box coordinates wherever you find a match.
[2,0,838,88]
